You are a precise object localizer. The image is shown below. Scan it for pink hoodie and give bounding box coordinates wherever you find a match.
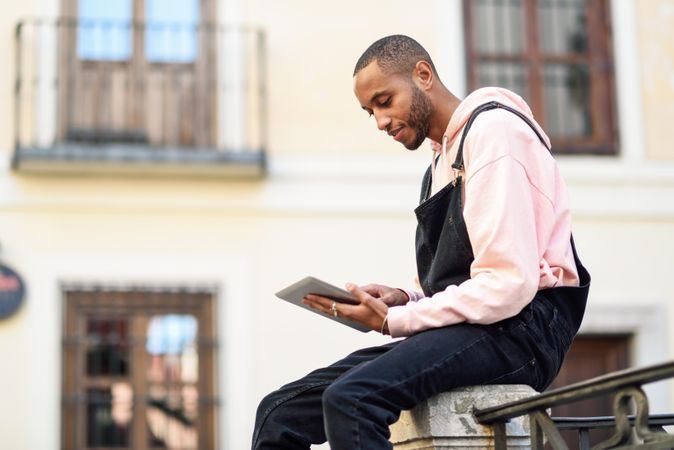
[387,87,580,338]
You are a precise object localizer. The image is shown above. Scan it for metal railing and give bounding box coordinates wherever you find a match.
[473,361,674,450]
[13,17,267,175]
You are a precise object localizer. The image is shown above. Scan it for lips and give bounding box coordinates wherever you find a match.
[388,127,404,141]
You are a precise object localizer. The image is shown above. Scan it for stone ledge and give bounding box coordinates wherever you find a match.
[390,385,538,450]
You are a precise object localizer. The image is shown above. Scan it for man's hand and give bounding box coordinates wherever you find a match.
[360,284,410,307]
[302,283,390,334]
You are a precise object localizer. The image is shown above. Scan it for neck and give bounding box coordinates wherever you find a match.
[428,86,461,143]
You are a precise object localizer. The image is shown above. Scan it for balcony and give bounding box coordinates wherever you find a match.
[13,18,267,177]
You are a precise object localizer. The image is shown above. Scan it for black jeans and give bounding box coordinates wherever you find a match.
[252,294,574,450]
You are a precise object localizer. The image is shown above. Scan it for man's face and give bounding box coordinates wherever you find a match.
[354,62,432,150]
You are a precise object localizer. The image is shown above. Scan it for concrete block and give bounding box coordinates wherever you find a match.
[390,385,538,449]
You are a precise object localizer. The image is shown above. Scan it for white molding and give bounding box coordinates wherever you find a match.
[3,152,674,219]
[435,0,467,97]
[579,303,670,413]
[610,0,646,163]
[217,0,246,151]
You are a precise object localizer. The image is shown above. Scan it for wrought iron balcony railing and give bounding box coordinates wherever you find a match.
[473,360,674,450]
[13,18,267,176]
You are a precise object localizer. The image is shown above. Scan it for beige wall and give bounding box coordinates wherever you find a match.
[1,1,674,449]
[0,1,41,153]
[637,0,674,160]
[0,173,419,449]
[2,172,674,449]
[241,0,461,155]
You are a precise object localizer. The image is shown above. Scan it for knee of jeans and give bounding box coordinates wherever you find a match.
[256,390,284,423]
[253,391,293,447]
[322,380,352,416]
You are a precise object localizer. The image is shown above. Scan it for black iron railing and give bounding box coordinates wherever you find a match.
[13,17,267,176]
[473,361,674,449]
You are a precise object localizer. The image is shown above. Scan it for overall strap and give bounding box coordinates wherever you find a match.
[452,101,550,171]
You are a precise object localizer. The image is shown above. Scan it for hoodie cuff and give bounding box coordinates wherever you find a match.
[400,288,424,303]
[386,305,411,338]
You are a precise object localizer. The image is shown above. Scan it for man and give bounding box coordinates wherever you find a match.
[252,34,590,450]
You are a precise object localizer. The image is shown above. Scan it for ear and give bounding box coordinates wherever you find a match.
[413,61,434,91]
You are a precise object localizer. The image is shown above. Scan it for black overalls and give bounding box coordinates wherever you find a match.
[252,102,591,450]
[415,100,590,334]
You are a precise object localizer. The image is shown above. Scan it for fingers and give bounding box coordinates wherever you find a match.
[302,294,339,315]
[359,284,384,297]
[348,283,389,317]
[358,284,405,306]
[345,282,372,303]
[301,284,389,332]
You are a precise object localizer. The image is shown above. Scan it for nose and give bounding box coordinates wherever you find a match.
[374,111,391,131]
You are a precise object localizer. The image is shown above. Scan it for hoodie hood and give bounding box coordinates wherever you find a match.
[427,87,551,196]
[441,86,550,150]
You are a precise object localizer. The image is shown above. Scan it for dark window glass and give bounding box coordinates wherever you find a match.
[86,318,129,376]
[464,0,617,154]
[86,386,132,447]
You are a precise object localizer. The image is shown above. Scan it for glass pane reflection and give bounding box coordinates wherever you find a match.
[77,0,132,61]
[538,0,588,55]
[542,63,592,138]
[146,314,198,382]
[472,0,525,54]
[475,62,529,100]
[146,314,198,448]
[86,383,132,447]
[145,0,199,62]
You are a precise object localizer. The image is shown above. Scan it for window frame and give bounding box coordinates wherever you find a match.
[462,0,618,155]
[61,287,218,450]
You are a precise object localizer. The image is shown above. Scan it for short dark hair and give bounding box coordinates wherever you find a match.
[353,35,437,78]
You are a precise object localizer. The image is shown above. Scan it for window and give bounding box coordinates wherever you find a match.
[14,0,267,175]
[463,0,617,154]
[61,287,217,450]
[145,0,199,63]
[76,0,199,62]
[60,0,216,148]
[77,0,132,61]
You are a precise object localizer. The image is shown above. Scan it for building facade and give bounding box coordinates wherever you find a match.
[1,0,673,449]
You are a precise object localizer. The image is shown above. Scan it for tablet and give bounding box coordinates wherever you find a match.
[275,276,371,332]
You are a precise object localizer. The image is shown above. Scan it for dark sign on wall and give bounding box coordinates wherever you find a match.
[0,263,25,319]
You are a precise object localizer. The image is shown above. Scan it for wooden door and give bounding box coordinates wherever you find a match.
[546,335,631,449]
[59,0,216,148]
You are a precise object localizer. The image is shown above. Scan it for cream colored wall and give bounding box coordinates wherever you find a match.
[1,1,674,449]
[0,170,421,449]
[636,0,674,160]
[0,2,36,153]
[2,172,674,449]
[239,0,463,155]
[1,0,58,155]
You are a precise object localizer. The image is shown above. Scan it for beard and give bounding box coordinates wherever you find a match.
[405,85,433,150]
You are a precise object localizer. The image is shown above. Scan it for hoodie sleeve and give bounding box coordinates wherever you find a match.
[387,112,552,337]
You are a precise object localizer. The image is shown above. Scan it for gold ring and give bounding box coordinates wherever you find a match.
[331,301,338,317]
